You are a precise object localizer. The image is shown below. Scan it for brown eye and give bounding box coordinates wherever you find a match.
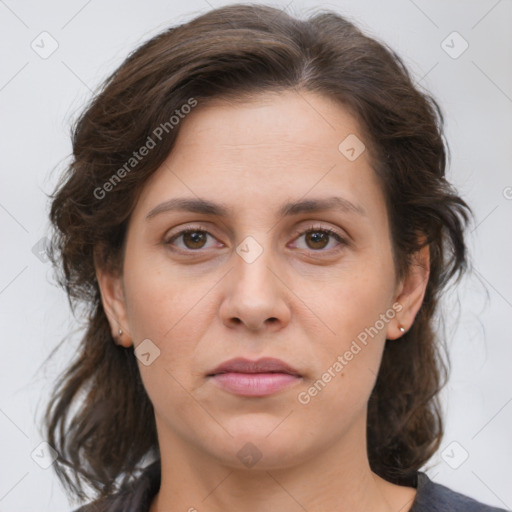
[292,227,346,252]
[182,231,208,249]
[166,229,217,251]
[305,231,330,250]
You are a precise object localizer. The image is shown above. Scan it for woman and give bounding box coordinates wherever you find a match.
[43,4,505,511]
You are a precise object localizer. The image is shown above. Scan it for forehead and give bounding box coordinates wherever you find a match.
[132,90,385,221]
[173,90,362,156]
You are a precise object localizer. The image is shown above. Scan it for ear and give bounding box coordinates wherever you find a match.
[95,262,132,348]
[386,243,430,340]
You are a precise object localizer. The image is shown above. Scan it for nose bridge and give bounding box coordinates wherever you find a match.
[233,233,277,296]
[219,231,290,330]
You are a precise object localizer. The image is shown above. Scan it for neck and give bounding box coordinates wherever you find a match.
[149,415,416,512]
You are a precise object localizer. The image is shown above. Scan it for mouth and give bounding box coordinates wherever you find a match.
[207,357,302,397]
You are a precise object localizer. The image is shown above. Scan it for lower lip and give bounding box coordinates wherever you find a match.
[209,372,301,396]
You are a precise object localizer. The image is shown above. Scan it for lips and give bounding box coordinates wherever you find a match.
[207,357,301,377]
[207,357,302,397]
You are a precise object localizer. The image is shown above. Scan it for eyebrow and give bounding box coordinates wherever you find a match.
[145,196,366,220]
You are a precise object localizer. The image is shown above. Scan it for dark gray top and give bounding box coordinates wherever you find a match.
[73,460,508,511]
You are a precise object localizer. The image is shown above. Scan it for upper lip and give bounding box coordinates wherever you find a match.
[208,357,301,377]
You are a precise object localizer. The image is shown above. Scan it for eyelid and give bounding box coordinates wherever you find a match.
[290,223,346,241]
[164,224,221,246]
[288,223,348,251]
[164,222,348,252]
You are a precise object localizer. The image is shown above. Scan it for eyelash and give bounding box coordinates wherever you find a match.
[164,224,347,254]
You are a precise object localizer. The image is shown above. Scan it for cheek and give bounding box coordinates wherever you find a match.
[122,250,219,381]
[316,259,395,336]
[303,262,394,397]
[123,264,209,412]
[123,245,200,339]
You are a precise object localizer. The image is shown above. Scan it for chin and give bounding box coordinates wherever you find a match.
[206,427,308,471]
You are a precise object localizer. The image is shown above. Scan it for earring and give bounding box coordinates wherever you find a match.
[114,328,123,344]
[399,326,405,333]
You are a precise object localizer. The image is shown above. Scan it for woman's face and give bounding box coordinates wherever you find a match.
[99,90,427,470]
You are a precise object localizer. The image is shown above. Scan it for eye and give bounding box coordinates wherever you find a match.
[164,224,347,254]
[164,227,221,251]
[290,225,346,252]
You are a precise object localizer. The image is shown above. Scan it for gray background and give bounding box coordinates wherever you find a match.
[0,0,511,510]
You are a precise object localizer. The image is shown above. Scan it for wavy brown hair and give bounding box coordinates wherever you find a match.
[42,2,472,505]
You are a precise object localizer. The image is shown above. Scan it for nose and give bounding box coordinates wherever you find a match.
[219,244,291,332]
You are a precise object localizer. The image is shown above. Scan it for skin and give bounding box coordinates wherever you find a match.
[96,90,429,512]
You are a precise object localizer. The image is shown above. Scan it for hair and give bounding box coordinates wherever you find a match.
[43,2,472,506]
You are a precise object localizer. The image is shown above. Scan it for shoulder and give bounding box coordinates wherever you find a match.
[71,460,161,512]
[71,488,146,512]
[413,472,508,512]
[71,491,132,512]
